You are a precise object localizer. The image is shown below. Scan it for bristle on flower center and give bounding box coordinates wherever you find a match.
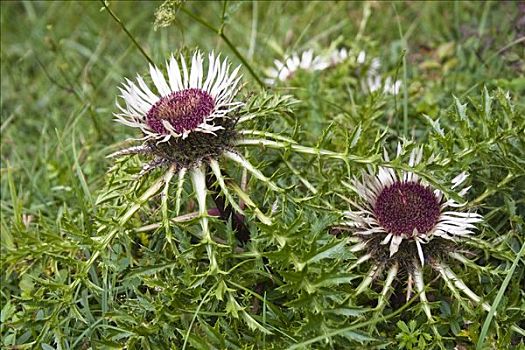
[374,181,440,237]
[146,88,215,134]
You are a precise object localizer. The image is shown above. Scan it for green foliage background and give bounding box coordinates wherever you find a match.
[1,1,524,349]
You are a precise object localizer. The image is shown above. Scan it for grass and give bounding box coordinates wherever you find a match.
[1,1,524,349]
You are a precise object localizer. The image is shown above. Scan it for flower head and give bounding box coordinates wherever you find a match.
[265,47,401,95]
[111,51,250,172]
[359,54,401,95]
[346,146,482,267]
[116,51,242,141]
[265,49,328,85]
[325,47,349,67]
[342,145,491,333]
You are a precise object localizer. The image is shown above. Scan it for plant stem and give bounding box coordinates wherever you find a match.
[220,33,264,87]
[393,3,408,137]
[179,6,264,87]
[101,0,154,66]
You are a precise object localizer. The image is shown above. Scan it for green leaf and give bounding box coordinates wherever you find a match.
[325,308,369,317]
[241,311,273,334]
[226,295,242,318]
[453,95,468,120]
[0,300,14,323]
[349,124,362,149]
[339,330,376,343]
[125,262,177,278]
[314,274,358,288]
[397,320,410,333]
[303,239,350,265]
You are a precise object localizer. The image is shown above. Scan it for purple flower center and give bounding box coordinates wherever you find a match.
[374,181,441,237]
[146,88,215,134]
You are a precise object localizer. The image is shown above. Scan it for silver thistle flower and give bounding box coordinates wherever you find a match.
[264,49,329,85]
[109,51,293,244]
[115,51,242,141]
[265,47,401,95]
[341,145,499,334]
[346,146,482,267]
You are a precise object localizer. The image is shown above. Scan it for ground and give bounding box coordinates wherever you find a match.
[1,1,524,349]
